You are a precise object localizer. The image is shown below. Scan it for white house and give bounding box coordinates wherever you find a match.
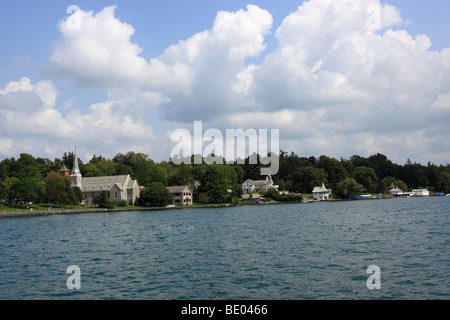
[389,184,404,196]
[312,183,332,201]
[411,189,429,196]
[242,175,279,193]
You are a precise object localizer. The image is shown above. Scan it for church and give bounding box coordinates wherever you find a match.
[67,148,141,206]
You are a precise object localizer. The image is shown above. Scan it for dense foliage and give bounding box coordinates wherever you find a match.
[137,182,173,207]
[0,151,449,205]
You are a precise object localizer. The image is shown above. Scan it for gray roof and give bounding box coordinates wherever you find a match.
[127,179,138,189]
[244,175,274,187]
[166,186,191,194]
[312,183,331,193]
[59,164,69,172]
[81,175,130,192]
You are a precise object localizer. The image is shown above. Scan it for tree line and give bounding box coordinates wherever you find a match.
[0,151,449,206]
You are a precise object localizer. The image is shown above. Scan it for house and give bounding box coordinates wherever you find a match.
[312,183,332,201]
[166,186,193,206]
[389,184,404,196]
[70,148,141,206]
[242,175,279,193]
[411,189,429,196]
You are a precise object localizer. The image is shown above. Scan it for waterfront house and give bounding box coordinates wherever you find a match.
[166,186,193,206]
[312,183,332,201]
[389,184,404,196]
[242,175,279,193]
[70,148,141,206]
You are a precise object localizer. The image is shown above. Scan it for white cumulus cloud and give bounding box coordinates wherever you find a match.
[0,77,163,160]
[2,0,449,164]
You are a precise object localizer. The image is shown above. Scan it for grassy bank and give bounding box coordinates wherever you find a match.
[0,203,153,213]
[1,203,92,213]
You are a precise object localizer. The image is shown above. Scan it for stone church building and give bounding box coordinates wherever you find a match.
[69,148,141,206]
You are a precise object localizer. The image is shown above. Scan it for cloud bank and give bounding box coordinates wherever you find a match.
[1,0,449,164]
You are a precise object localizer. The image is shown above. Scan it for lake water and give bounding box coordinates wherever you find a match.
[0,197,448,300]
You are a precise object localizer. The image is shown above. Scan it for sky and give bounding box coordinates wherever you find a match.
[0,0,449,166]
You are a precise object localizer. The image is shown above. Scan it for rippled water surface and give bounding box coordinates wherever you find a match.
[0,197,449,299]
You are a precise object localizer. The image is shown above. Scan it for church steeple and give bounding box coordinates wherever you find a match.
[72,146,81,175]
[70,147,82,188]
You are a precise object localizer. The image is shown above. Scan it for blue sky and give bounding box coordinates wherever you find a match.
[0,0,449,165]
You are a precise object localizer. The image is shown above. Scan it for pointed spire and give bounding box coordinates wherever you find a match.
[72,146,81,175]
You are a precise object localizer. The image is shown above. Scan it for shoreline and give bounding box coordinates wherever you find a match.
[0,195,443,219]
[0,204,237,219]
[0,201,309,218]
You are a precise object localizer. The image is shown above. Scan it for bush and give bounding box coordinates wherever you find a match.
[95,191,116,209]
[265,189,302,202]
[137,182,173,207]
[231,197,240,206]
[335,177,365,199]
[197,192,210,204]
[117,200,128,207]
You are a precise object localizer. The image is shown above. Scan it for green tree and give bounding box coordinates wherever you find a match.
[367,153,396,180]
[316,155,349,189]
[10,154,40,179]
[200,164,231,204]
[437,171,450,193]
[72,187,83,205]
[426,163,441,191]
[383,176,397,189]
[395,180,408,192]
[340,157,355,178]
[353,166,379,192]
[376,179,387,194]
[95,190,116,209]
[11,177,45,204]
[350,155,368,168]
[138,182,173,207]
[45,171,69,205]
[83,162,106,177]
[3,177,19,203]
[0,179,7,200]
[293,166,328,193]
[169,163,195,187]
[335,177,365,199]
[127,152,167,186]
[0,158,13,180]
[275,151,311,190]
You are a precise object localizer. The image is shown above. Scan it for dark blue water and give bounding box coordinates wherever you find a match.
[0,197,448,300]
